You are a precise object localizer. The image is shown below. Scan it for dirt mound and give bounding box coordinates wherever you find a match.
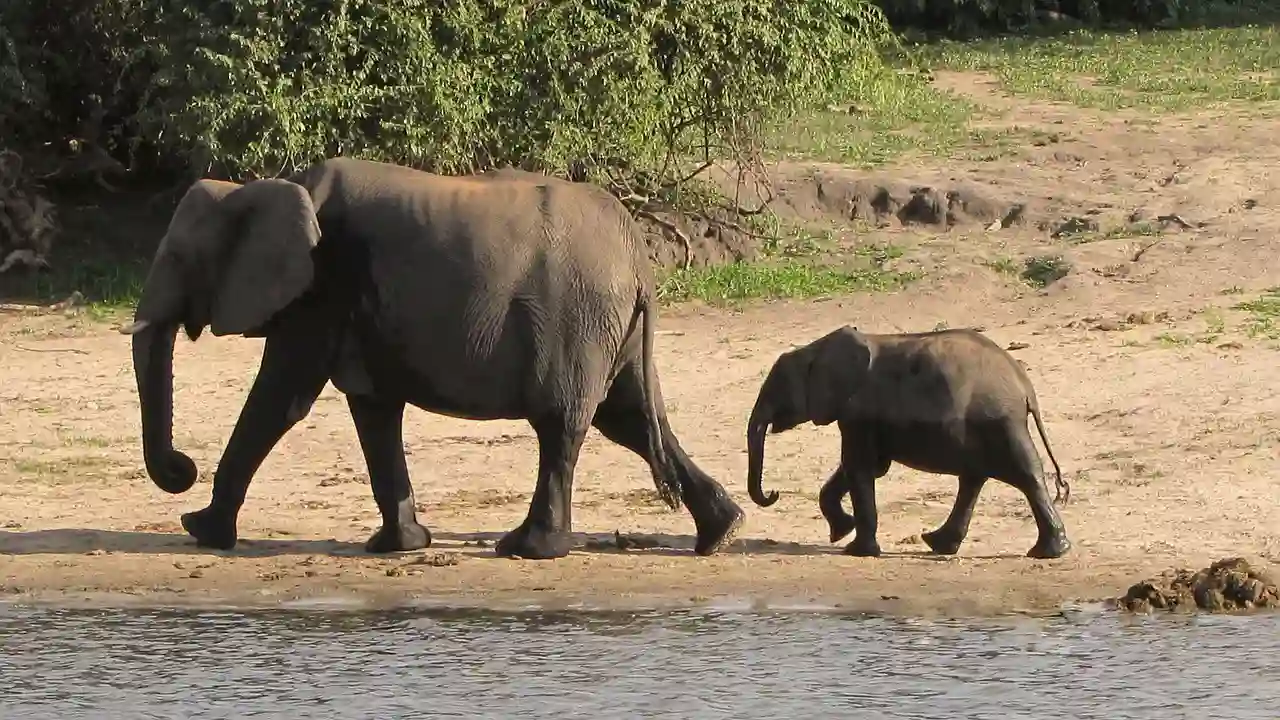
[1117,558,1280,613]
[632,165,1040,270]
[770,166,1031,230]
[636,208,758,270]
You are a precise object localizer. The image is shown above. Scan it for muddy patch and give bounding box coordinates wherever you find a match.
[1117,557,1280,613]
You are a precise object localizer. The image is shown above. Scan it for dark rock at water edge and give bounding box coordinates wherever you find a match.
[1117,557,1280,614]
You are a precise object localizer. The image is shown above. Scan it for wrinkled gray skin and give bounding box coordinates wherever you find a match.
[745,326,1072,559]
[122,157,744,560]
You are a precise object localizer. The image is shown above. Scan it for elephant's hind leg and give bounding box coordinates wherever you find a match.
[347,394,431,553]
[921,475,987,555]
[997,421,1072,559]
[494,413,591,560]
[591,365,744,556]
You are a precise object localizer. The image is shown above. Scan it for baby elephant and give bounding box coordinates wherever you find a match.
[745,325,1072,559]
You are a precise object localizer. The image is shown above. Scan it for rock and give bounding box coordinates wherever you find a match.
[410,552,461,567]
[1051,216,1100,238]
[1118,557,1280,613]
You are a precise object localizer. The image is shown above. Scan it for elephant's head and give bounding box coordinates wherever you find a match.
[746,326,871,507]
[119,178,322,495]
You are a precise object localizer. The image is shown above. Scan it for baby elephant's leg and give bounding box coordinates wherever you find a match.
[819,466,856,544]
[998,419,1072,559]
[921,475,987,555]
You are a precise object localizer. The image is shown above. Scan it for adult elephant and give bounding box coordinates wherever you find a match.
[120,157,745,560]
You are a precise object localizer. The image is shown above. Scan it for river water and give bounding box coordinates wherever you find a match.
[1,602,1276,719]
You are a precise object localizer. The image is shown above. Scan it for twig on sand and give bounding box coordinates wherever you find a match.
[12,344,89,355]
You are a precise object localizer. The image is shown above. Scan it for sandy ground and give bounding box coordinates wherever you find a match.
[2,73,1279,617]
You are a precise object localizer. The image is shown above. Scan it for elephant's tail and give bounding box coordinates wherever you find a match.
[639,289,682,510]
[1028,397,1069,506]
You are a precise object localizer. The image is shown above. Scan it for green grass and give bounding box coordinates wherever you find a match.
[2,256,147,319]
[916,24,1280,112]
[1020,254,1072,288]
[1235,287,1280,339]
[767,66,983,166]
[657,229,917,304]
[19,21,1280,313]
[773,18,1280,167]
[984,256,1021,276]
[657,259,917,305]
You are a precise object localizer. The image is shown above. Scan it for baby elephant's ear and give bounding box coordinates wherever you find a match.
[210,179,321,337]
[806,327,872,426]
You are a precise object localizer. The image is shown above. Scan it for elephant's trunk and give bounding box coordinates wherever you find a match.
[746,401,779,507]
[131,323,198,494]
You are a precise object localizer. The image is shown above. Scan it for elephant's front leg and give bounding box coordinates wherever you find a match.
[347,394,431,553]
[181,330,334,550]
[839,425,882,558]
[818,466,857,544]
[494,415,589,560]
[843,471,881,557]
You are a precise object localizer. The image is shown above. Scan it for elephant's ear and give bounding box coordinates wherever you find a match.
[209,178,321,337]
[132,179,241,329]
[807,325,872,426]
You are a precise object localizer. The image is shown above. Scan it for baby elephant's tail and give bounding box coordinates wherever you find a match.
[1029,398,1069,505]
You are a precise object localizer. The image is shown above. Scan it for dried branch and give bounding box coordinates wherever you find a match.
[635,209,693,270]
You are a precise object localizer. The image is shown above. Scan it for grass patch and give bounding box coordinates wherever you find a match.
[767,66,989,166]
[1060,220,1166,245]
[658,228,916,305]
[6,455,114,484]
[1020,255,1072,288]
[1155,331,1214,347]
[3,259,146,317]
[1234,287,1280,339]
[916,23,1280,112]
[984,256,1021,276]
[768,19,1280,166]
[657,259,917,305]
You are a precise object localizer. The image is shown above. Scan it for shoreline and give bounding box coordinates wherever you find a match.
[0,590,1118,619]
[6,533,1266,619]
[5,94,1280,625]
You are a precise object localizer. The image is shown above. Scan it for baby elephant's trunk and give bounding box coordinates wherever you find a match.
[746,402,780,507]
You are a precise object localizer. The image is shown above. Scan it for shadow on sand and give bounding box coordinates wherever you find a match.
[1,527,1023,561]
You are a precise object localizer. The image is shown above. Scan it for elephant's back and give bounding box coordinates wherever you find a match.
[328,164,641,417]
[874,331,1032,422]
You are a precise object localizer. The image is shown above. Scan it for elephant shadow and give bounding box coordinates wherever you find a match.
[433,531,845,557]
[0,528,365,558]
[876,549,1028,561]
[0,528,1010,560]
[0,528,836,559]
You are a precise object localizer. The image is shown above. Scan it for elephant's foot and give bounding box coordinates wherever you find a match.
[826,513,857,544]
[1027,533,1072,559]
[843,536,882,558]
[495,523,572,560]
[365,521,432,554]
[181,506,238,550]
[691,496,746,556]
[921,528,964,555]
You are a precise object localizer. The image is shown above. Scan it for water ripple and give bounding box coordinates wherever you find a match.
[1,605,1276,719]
